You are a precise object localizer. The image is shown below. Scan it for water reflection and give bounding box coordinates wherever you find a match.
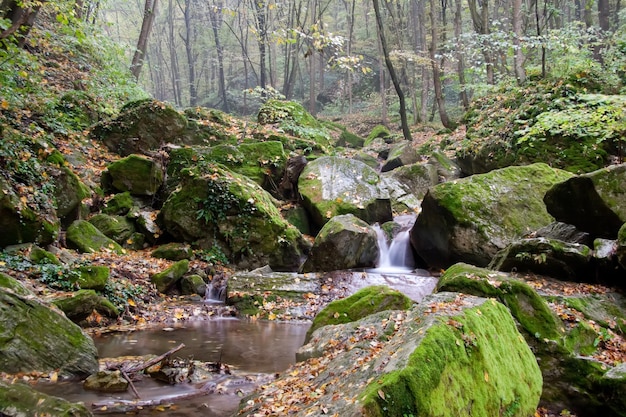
[35,319,310,416]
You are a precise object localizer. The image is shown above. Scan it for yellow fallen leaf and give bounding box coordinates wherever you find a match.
[484,371,489,382]
[268,312,277,320]
[1,100,8,109]
[378,389,386,400]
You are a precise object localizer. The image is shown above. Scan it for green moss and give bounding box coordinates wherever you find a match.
[438,263,562,340]
[150,259,189,293]
[77,265,109,291]
[66,220,125,255]
[30,246,61,265]
[0,380,92,417]
[151,243,193,261]
[102,192,135,215]
[306,286,412,341]
[365,124,391,146]
[338,129,365,148]
[88,213,135,243]
[360,300,542,417]
[104,154,164,196]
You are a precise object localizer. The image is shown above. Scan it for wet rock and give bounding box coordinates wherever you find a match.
[180,274,206,296]
[0,380,92,416]
[49,165,91,225]
[544,163,626,238]
[83,370,129,393]
[301,214,378,273]
[381,162,438,213]
[533,222,591,245]
[411,163,573,268]
[302,285,412,346]
[381,142,420,172]
[488,237,593,281]
[151,260,189,294]
[298,156,392,230]
[0,275,98,376]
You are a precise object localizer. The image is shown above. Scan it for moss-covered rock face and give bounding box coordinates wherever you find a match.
[165,142,287,195]
[150,259,189,294]
[381,162,438,214]
[0,380,92,417]
[301,214,379,273]
[102,191,135,215]
[438,263,563,339]
[158,164,309,271]
[411,163,573,268]
[304,285,412,343]
[77,265,110,290]
[91,99,189,156]
[489,237,593,281]
[257,99,332,154]
[381,142,420,172]
[52,289,119,323]
[49,165,91,224]
[88,213,135,244]
[299,156,393,230]
[545,163,626,239]
[151,242,193,261]
[241,293,542,417]
[365,124,391,146]
[617,223,626,270]
[0,176,59,248]
[455,81,622,176]
[180,274,207,296]
[66,220,125,255]
[0,275,98,376]
[103,154,164,196]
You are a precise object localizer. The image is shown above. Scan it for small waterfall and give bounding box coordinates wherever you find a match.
[372,216,415,272]
[204,281,227,303]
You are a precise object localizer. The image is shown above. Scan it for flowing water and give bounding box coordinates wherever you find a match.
[371,214,417,273]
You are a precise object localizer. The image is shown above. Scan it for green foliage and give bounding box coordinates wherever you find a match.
[0,251,81,291]
[102,279,146,311]
[198,245,229,265]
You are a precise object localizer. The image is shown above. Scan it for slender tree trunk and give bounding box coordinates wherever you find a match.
[254,0,267,95]
[167,0,182,106]
[454,0,469,109]
[178,0,197,106]
[372,0,411,141]
[376,33,388,126]
[512,0,526,84]
[0,0,44,47]
[208,1,228,112]
[429,0,453,129]
[131,0,158,80]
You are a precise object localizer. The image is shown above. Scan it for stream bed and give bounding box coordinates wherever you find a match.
[35,318,310,416]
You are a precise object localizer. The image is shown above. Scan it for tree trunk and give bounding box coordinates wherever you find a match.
[467,0,493,84]
[131,0,158,80]
[512,0,526,84]
[372,0,411,141]
[167,0,182,106]
[178,0,197,106]
[208,1,228,112]
[429,0,453,129]
[454,0,469,109]
[254,0,267,95]
[0,0,44,47]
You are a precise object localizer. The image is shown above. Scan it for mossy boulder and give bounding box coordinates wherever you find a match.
[91,99,189,156]
[411,163,573,268]
[180,274,207,296]
[66,220,125,255]
[0,275,98,376]
[158,164,309,271]
[151,242,193,261]
[0,272,31,296]
[83,370,129,393]
[257,99,332,153]
[49,165,91,224]
[301,214,379,273]
[437,263,562,340]
[304,285,412,344]
[544,163,626,239]
[30,245,62,265]
[102,191,135,215]
[547,293,626,335]
[102,154,164,196]
[150,259,189,293]
[0,380,92,417]
[0,176,59,248]
[166,142,287,193]
[617,223,626,270]
[241,293,542,417]
[52,289,119,322]
[489,237,593,281]
[298,156,392,230]
[381,163,438,214]
[77,265,110,290]
[365,124,391,146]
[381,142,420,172]
[88,213,136,244]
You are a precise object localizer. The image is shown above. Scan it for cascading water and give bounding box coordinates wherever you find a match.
[371,215,416,272]
[204,281,227,303]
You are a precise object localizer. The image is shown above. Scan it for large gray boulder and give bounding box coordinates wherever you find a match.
[544,163,626,238]
[298,156,392,230]
[381,162,438,213]
[0,274,98,377]
[301,214,378,273]
[411,163,573,268]
[239,292,542,417]
[158,165,309,271]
